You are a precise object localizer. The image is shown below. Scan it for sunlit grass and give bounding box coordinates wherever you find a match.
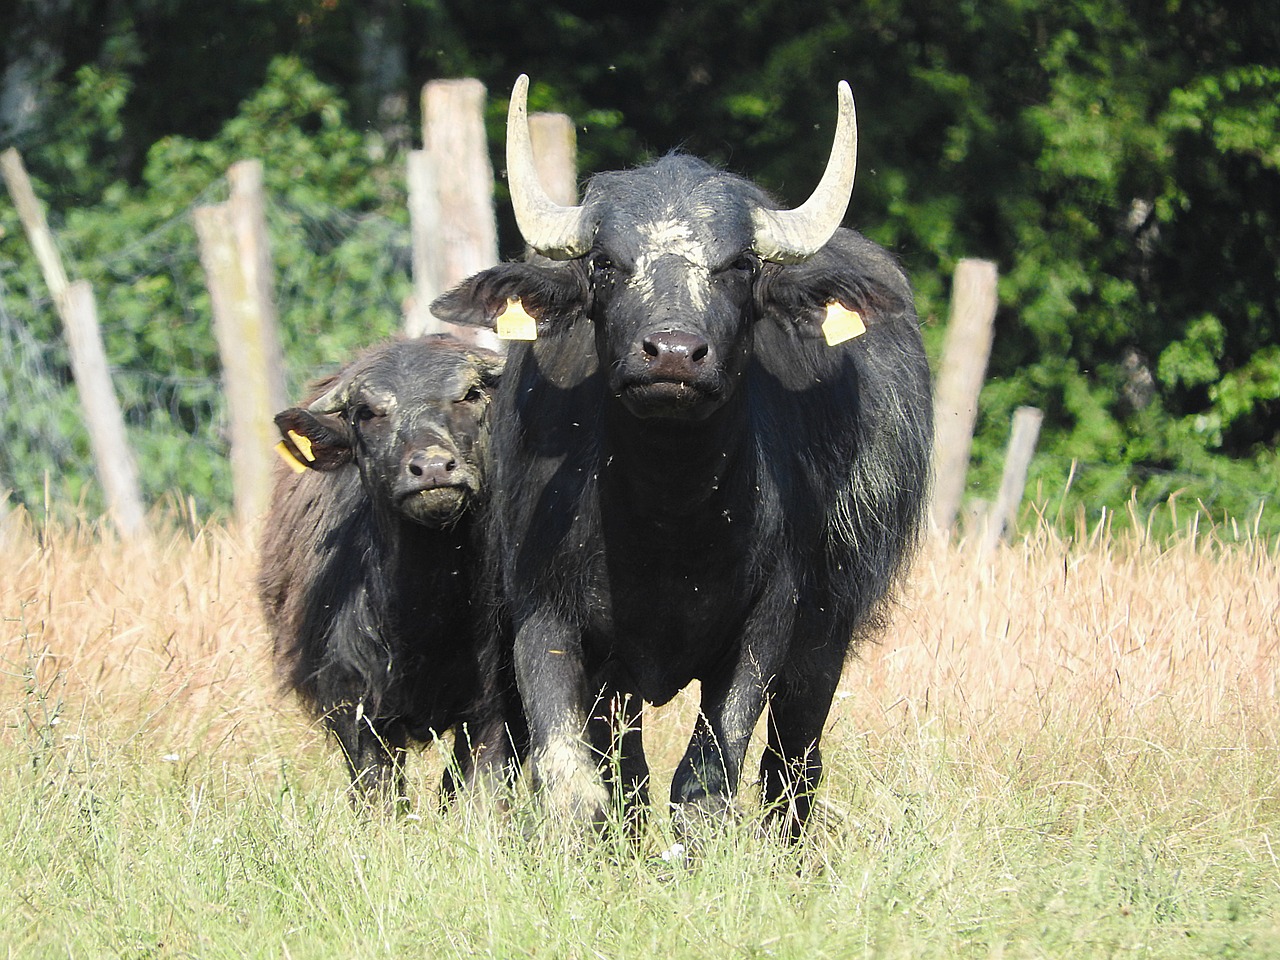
[1,505,1277,958]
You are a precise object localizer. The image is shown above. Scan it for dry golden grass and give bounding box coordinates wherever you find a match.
[1,512,292,766]
[2,506,1277,958]
[2,504,1275,791]
[858,516,1279,742]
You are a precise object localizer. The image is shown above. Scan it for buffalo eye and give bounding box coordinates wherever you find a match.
[353,404,380,424]
[460,385,487,405]
[730,253,759,274]
[590,255,618,284]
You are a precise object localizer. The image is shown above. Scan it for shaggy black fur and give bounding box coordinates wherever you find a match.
[257,335,522,809]
[434,155,933,839]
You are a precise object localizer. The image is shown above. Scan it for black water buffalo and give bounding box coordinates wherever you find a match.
[432,76,932,838]
[257,334,520,809]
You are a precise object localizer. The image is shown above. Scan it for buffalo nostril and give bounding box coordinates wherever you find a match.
[642,331,711,364]
[406,449,456,482]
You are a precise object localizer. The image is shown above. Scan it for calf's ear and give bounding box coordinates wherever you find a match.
[273,408,355,472]
[430,262,586,340]
[465,347,506,387]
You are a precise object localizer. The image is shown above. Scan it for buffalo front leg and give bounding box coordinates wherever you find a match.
[669,667,772,835]
[670,578,797,836]
[758,635,847,840]
[514,609,610,827]
[329,707,408,814]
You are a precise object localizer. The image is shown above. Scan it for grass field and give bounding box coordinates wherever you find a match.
[1,505,1277,958]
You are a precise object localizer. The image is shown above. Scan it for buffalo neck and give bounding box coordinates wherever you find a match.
[601,393,748,520]
[373,505,469,592]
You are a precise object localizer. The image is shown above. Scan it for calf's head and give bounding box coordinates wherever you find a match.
[432,75,864,422]
[274,337,503,526]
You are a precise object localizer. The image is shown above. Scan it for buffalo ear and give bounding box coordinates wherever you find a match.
[430,262,586,336]
[759,229,915,343]
[273,408,355,472]
[465,347,506,387]
[760,298,841,343]
[430,276,498,330]
[774,300,869,346]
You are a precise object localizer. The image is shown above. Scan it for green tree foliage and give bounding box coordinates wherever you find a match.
[1,0,1276,532]
[1,57,407,519]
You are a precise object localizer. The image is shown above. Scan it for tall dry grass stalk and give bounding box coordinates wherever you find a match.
[1,504,1276,792]
[852,518,1279,740]
[0,510,290,765]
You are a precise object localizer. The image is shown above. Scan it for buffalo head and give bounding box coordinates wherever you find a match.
[433,76,872,424]
[274,336,504,526]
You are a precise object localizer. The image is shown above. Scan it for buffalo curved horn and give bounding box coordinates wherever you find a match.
[506,74,595,259]
[307,377,353,415]
[751,81,858,263]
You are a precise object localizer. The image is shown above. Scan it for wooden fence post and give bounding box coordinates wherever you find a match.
[193,159,287,528]
[405,78,580,340]
[62,281,150,537]
[930,258,999,537]
[406,78,500,342]
[1,147,149,540]
[980,406,1044,556]
[405,149,445,336]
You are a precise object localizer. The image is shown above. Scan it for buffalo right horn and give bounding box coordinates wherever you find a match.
[506,74,595,259]
[751,81,858,264]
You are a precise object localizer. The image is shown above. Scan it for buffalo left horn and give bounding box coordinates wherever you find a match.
[506,74,595,259]
[307,377,353,415]
[751,81,858,263]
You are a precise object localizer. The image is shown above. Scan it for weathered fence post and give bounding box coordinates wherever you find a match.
[405,79,578,340]
[62,281,150,537]
[405,148,445,336]
[1,147,149,540]
[980,406,1044,557]
[193,159,287,528]
[930,258,999,537]
[0,490,15,551]
[406,78,500,341]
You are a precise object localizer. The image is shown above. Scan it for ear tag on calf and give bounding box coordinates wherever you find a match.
[822,301,866,346]
[274,441,308,474]
[287,429,317,462]
[495,297,538,341]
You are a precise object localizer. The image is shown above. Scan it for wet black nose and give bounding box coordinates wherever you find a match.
[404,447,457,489]
[639,330,711,377]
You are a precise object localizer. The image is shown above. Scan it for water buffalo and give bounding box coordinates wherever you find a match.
[432,76,932,838]
[258,334,521,810]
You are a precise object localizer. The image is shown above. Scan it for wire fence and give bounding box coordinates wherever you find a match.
[0,152,1273,539]
[0,186,412,525]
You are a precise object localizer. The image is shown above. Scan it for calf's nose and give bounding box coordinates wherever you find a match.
[404,445,457,489]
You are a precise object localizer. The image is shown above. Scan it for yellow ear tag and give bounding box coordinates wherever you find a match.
[495,297,538,341]
[822,301,866,346]
[287,429,316,462]
[275,441,308,474]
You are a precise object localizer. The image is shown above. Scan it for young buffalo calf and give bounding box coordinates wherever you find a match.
[258,335,519,809]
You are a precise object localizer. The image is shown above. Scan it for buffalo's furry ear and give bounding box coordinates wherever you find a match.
[274,408,355,472]
[430,261,587,334]
[758,228,916,340]
[465,347,506,387]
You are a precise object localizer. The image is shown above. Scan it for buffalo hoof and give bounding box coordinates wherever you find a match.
[670,795,741,844]
[532,741,611,828]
